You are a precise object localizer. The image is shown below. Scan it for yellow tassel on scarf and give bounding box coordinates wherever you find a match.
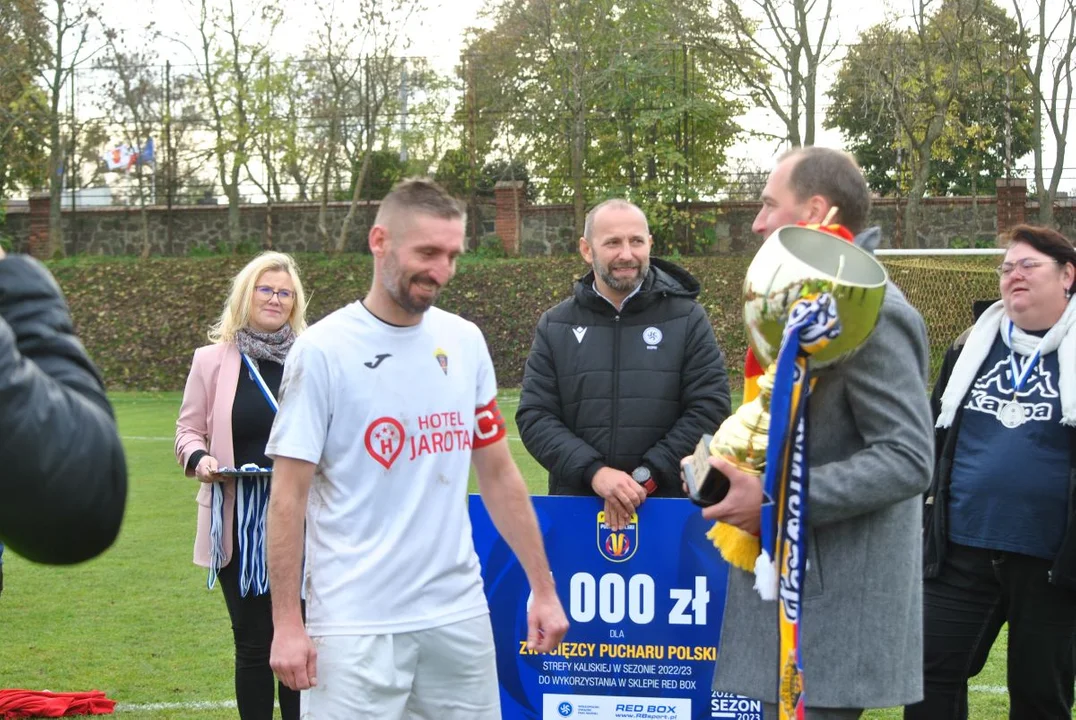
[706,521,760,572]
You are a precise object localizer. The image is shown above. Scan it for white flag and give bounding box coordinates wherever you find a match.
[102,145,136,171]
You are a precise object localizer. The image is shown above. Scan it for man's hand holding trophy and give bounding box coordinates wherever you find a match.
[680,217,888,720]
[681,217,888,575]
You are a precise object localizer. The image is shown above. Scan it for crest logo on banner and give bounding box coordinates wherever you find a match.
[596,511,639,562]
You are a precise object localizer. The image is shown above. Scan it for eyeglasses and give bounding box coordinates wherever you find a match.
[995,258,1060,277]
[255,285,294,301]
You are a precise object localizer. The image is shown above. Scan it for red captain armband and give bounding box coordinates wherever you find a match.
[473,399,508,448]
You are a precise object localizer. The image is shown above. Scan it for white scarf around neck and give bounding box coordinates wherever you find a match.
[936,296,1076,428]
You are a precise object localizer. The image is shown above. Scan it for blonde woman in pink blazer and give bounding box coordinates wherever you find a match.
[175,251,307,720]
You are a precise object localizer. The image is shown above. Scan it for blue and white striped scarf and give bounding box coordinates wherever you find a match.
[206,354,279,596]
[757,292,842,720]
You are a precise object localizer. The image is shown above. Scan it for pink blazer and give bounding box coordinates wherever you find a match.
[175,342,241,568]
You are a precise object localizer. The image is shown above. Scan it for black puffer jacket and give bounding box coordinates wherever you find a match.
[516,258,730,496]
[0,255,127,564]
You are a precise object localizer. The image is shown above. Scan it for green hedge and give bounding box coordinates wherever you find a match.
[46,253,1001,392]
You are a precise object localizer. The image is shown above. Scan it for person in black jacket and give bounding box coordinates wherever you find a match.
[908,224,1076,720]
[0,248,127,566]
[516,199,730,529]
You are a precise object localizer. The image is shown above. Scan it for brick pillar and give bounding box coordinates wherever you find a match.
[996,177,1027,237]
[27,191,50,259]
[493,181,526,255]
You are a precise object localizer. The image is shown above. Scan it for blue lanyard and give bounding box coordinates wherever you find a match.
[1006,320,1047,395]
[241,354,279,413]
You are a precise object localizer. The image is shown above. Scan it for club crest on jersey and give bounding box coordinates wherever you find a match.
[365,416,405,469]
[435,347,448,375]
[643,326,663,348]
[597,511,639,562]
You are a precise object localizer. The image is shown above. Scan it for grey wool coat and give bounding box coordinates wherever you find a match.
[712,282,934,709]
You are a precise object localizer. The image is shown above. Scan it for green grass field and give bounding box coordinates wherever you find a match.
[0,391,1031,718]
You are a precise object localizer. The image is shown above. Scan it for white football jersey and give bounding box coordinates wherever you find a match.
[266,301,504,635]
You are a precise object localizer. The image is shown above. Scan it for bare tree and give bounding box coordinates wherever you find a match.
[397,64,459,177]
[180,0,280,248]
[242,56,305,248]
[1012,0,1076,226]
[275,62,322,202]
[37,0,98,257]
[716,0,836,147]
[166,71,220,206]
[243,57,319,206]
[98,31,160,257]
[306,0,422,253]
[307,1,362,249]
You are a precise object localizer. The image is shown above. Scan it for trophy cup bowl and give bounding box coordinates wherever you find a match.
[744,225,888,368]
[684,225,888,508]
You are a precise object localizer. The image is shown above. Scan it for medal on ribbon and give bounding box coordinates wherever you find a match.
[999,320,1046,429]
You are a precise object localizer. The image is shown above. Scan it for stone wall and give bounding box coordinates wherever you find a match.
[1032,202,1076,240]
[3,192,1074,257]
[3,201,382,256]
[706,197,1005,252]
[521,195,1076,254]
[519,205,577,255]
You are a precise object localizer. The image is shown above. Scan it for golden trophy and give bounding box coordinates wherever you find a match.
[683,224,888,570]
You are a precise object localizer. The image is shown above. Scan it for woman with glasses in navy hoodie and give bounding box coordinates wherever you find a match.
[909,225,1076,720]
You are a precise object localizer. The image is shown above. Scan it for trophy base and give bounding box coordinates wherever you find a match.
[682,434,731,507]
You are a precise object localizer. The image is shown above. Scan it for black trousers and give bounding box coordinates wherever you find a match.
[217,531,300,720]
[904,542,1076,720]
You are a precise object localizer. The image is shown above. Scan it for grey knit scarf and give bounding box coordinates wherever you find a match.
[234,325,296,365]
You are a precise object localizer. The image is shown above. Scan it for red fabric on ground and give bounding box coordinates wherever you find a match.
[0,689,115,718]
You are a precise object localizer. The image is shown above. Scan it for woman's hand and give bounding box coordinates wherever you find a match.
[195,455,223,483]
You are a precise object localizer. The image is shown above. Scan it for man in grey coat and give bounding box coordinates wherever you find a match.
[698,147,934,718]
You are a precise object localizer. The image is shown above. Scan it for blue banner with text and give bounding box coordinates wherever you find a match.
[468,495,762,720]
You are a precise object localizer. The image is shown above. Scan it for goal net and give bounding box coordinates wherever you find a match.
[877,248,1003,385]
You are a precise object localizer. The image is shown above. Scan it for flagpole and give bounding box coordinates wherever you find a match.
[165,61,174,255]
[70,62,77,252]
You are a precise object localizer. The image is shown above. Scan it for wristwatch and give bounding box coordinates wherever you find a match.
[632,465,658,496]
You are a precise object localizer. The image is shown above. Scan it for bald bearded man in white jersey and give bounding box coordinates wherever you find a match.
[265,178,569,719]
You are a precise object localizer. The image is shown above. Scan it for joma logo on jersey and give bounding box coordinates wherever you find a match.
[597,511,638,562]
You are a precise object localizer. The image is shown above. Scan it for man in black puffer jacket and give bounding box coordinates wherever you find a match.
[0,249,127,567]
[517,199,730,529]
